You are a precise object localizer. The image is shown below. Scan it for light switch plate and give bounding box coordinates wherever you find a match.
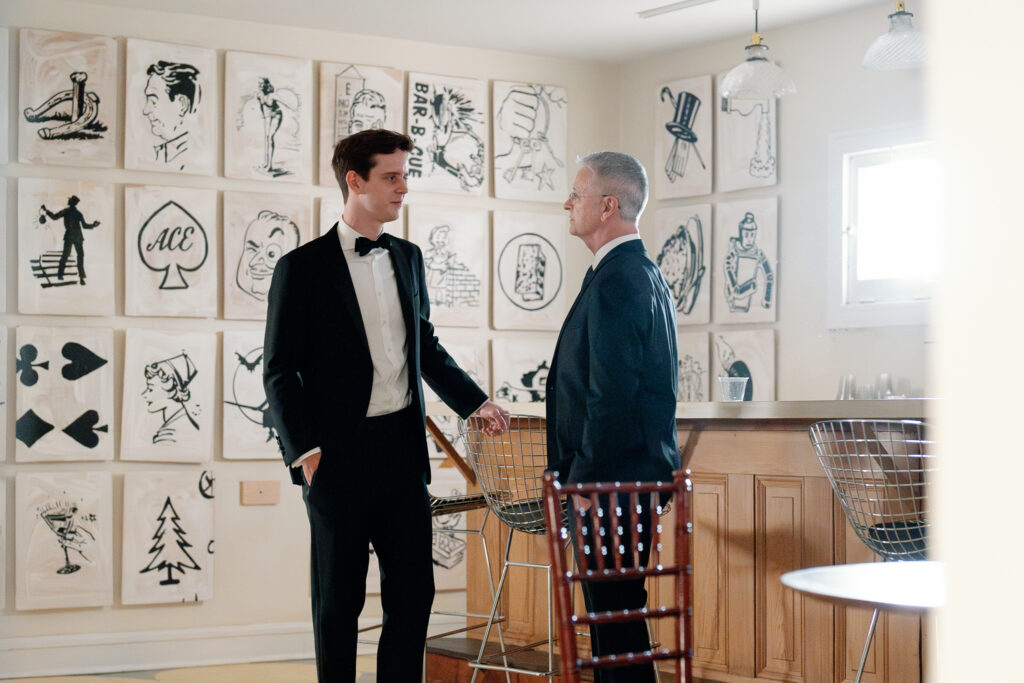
[240,480,280,505]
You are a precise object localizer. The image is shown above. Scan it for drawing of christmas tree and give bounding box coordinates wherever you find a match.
[141,496,200,585]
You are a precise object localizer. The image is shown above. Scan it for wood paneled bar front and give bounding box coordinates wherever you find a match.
[428,400,931,683]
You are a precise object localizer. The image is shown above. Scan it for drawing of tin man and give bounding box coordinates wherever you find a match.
[142,351,200,444]
[724,212,773,312]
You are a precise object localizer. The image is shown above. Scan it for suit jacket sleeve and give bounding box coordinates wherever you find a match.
[410,246,488,418]
[581,268,650,474]
[263,254,317,466]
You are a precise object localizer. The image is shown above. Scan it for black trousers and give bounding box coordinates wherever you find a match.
[573,493,657,683]
[58,238,85,281]
[303,406,434,682]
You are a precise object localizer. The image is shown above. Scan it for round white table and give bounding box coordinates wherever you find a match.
[781,560,945,611]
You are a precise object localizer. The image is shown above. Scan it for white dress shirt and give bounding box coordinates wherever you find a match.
[293,220,411,467]
[593,232,642,268]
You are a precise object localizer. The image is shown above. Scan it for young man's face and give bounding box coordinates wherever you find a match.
[352,150,409,224]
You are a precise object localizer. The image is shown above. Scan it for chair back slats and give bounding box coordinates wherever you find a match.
[543,470,694,683]
[809,419,934,561]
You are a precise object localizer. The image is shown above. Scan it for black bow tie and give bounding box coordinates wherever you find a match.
[355,233,391,256]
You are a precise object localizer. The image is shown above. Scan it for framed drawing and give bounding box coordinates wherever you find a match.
[125,185,218,318]
[423,340,488,404]
[224,51,312,183]
[492,81,567,202]
[19,28,117,167]
[491,338,554,404]
[715,71,778,192]
[120,328,217,463]
[223,190,312,320]
[318,62,404,186]
[16,471,113,610]
[407,72,486,195]
[428,460,470,592]
[408,205,486,328]
[711,329,775,401]
[677,331,710,403]
[714,197,777,324]
[18,178,115,316]
[492,211,568,331]
[122,470,215,605]
[654,75,712,199]
[125,39,216,176]
[223,329,278,460]
[654,204,712,325]
[15,325,114,463]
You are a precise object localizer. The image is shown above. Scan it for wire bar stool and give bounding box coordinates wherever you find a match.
[808,419,935,683]
[459,414,557,681]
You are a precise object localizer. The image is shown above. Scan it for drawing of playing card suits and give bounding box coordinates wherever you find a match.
[125,185,218,318]
[15,326,114,463]
[122,471,214,605]
[16,471,113,610]
[121,329,216,463]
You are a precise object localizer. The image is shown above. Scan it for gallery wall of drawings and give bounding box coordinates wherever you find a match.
[0,0,927,672]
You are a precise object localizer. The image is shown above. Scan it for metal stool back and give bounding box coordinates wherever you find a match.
[459,414,555,680]
[808,418,935,683]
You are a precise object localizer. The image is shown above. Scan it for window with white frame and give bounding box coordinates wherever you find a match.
[827,122,937,328]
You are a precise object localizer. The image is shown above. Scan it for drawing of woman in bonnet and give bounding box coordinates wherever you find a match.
[142,350,201,444]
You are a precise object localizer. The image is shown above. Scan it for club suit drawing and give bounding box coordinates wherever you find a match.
[263,226,488,681]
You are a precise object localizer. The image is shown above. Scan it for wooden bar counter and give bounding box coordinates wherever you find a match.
[432,400,931,683]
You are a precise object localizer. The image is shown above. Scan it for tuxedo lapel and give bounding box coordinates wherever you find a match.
[388,241,417,356]
[322,228,371,358]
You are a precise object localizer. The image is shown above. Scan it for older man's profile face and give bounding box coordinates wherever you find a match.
[348,101,386,135]
[143,75,188,141]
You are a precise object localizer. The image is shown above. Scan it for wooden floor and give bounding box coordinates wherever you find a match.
[6,658,367,682]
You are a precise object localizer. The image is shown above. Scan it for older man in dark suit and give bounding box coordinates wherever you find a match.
[547,151,679,683]
[263,129,508,682]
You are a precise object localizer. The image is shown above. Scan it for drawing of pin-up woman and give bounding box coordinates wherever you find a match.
[142,351,201,444]
[237,77,299,177]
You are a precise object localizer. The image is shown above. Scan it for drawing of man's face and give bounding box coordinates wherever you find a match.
[237,211,300,301]
[348,90,386,135]
[740,226,757,249]
[143,62,200,142]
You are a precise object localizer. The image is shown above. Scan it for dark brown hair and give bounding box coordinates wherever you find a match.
[331,129,413,200]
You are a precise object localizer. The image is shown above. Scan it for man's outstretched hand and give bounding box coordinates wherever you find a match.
[476,401,511,436]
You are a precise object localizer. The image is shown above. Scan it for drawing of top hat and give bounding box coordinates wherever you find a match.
[661,87,701,143]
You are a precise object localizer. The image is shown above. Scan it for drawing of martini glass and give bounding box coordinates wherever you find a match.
[40,500,94,575]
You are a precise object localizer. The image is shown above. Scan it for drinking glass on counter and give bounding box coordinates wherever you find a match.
[718,376,748,402]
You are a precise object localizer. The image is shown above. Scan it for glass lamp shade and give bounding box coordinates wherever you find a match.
[863,10,925,70]
[721,43,796,100]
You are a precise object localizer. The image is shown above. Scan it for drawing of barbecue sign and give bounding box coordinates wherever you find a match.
[138,200,209,290]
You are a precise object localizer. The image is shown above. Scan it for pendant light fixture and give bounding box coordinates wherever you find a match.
[863,1,925,70]
[720,0,796,101]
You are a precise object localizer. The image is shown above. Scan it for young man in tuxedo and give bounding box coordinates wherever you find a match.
[263,129,509,682]
[547,151,680,683]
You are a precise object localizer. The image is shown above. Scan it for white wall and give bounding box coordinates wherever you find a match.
[0,0,612,676]
[618,1,931,400]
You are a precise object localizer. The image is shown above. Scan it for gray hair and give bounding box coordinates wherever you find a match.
[579,151,649,222]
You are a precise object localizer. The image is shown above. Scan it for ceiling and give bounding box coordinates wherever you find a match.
[72,0,887,63]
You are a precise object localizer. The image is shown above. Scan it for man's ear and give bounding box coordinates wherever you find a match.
[346,170,362,197]
[172,94,190,118]
[600,195,619,221]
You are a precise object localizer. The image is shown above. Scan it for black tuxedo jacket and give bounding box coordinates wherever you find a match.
[546,240,679,485]
[263,228,487,486]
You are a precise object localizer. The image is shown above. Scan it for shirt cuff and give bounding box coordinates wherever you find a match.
[292,447,321,467]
